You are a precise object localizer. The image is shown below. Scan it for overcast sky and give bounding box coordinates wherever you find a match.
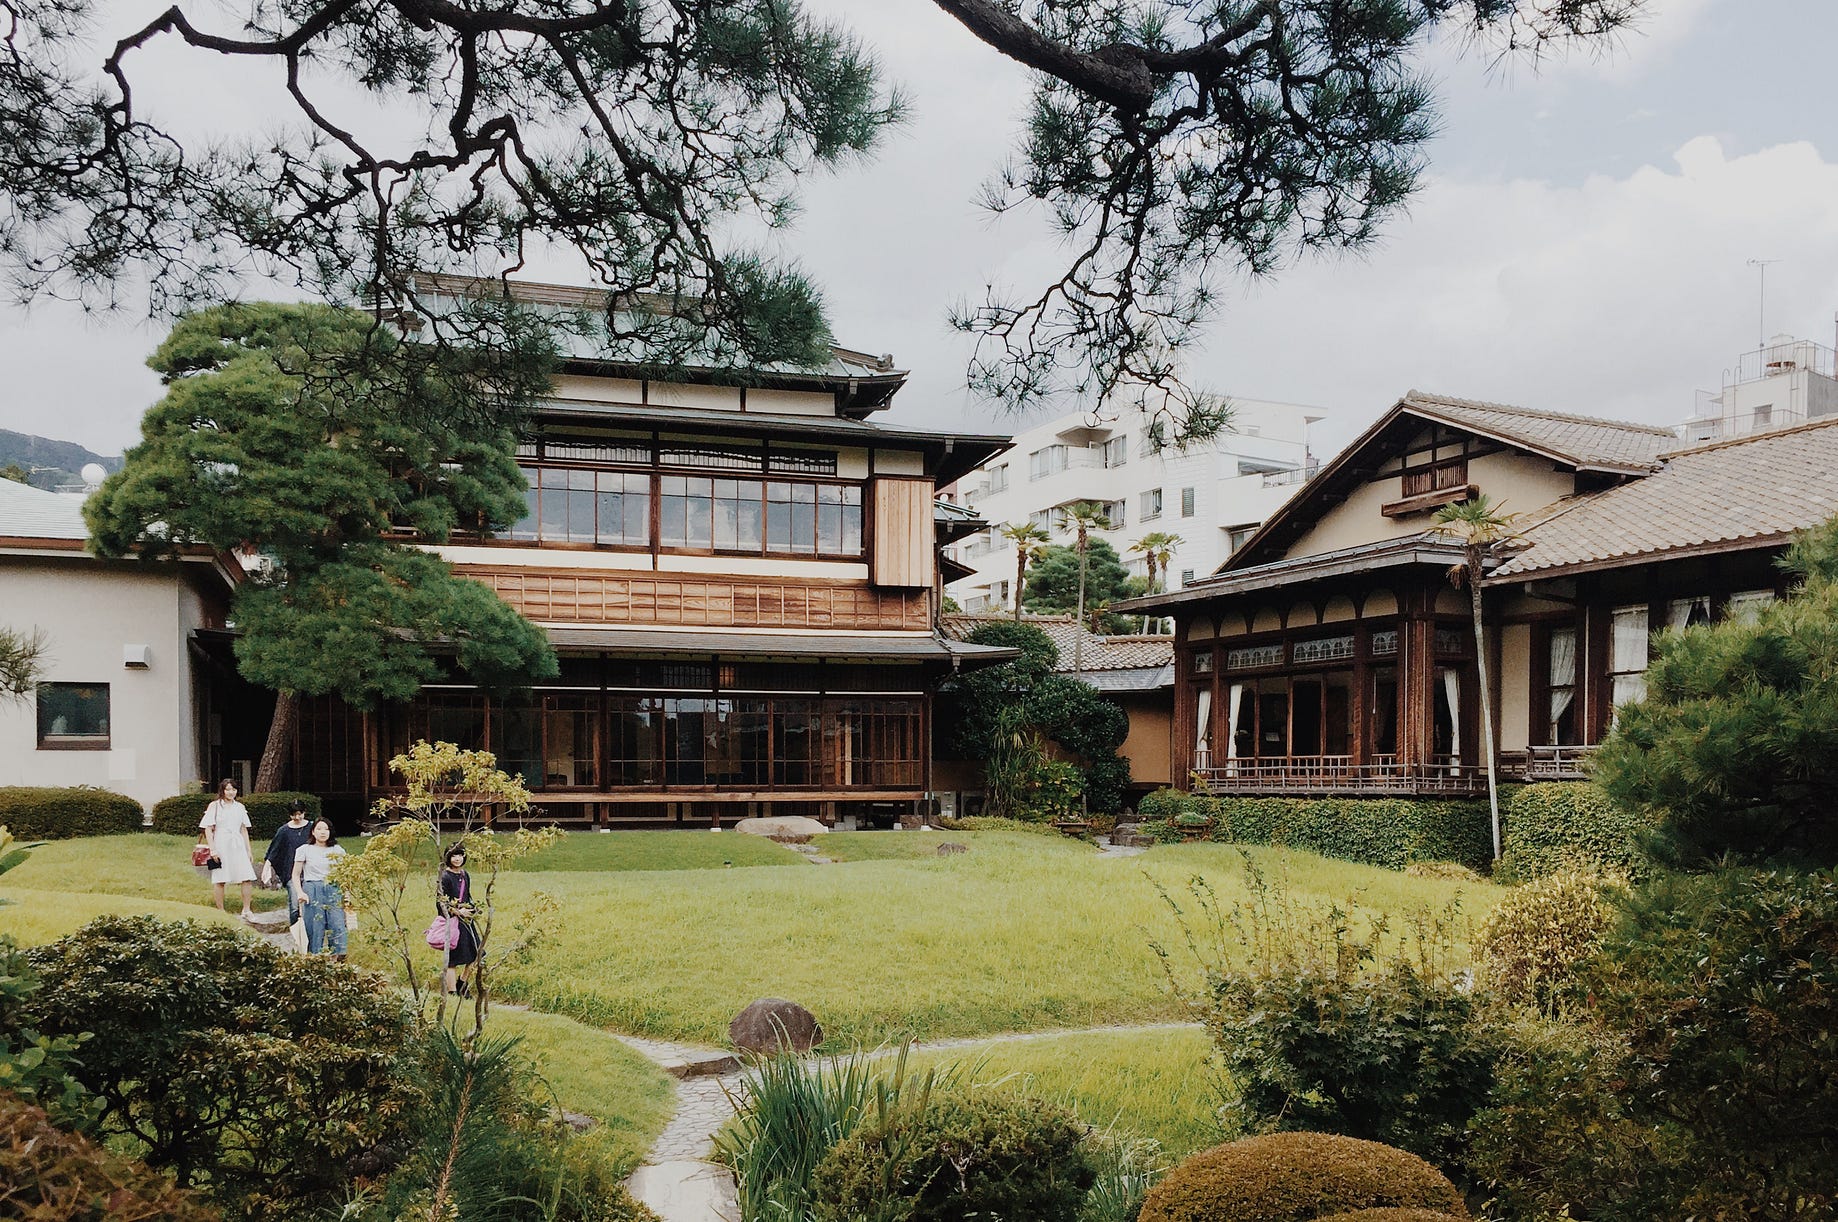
[4,0,1837,458]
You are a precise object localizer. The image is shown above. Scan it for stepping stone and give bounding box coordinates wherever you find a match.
[626,1160,739,1222]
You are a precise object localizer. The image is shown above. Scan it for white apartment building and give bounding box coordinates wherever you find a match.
[1679,329,1838,442]
[944,397,1327,614]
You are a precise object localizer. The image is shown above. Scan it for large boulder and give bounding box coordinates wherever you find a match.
[730,998,823,1055]
[734,815,829,842]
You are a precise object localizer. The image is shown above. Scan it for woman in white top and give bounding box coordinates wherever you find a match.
[199,778,257,920]
[291,818,349,958]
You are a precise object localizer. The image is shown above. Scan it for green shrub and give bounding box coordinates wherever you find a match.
[0,937,97,1131]
[1134,790,1491,871]
[1467,1015,1652,1222]
[24,916,420,1217]
[1475,869,1617,1012]
[1136,1132,1468,1222]
[0,1091,219,1222]
[0,787,141,839]
[934,815,1062,837]
[1173,861,1496,1174]
[148,790,321,838]
[716,1047,965,1222]
[1583,868,1838,1219]
[1315,1211,1467,1222]
[1498,783,1651,882]
[809,1091,1095,1222]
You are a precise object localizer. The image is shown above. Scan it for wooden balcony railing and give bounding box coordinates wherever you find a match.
[1193,753,1487,796]
[1501,744,1600,782]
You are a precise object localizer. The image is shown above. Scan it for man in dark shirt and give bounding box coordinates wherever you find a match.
[261,799,317,927]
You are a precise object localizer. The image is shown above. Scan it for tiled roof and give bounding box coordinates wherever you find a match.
[939,613,1174,674]
[0,478,89,541]
[1491,416,1838,579]
[1403,391,1676,473]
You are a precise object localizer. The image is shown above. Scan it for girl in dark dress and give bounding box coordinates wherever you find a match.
[438,844,479,997]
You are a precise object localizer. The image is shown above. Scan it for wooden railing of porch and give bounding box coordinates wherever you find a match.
[1193,753,1487,796]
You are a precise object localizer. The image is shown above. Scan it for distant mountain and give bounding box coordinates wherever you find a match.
[0,429,122,491]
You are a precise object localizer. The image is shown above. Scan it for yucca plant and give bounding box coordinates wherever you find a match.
[714,1046,962,1222]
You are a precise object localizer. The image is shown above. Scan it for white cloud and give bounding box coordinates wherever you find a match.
[1188,136,1838,452]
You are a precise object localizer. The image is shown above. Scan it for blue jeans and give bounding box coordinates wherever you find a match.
[302,880,347,955]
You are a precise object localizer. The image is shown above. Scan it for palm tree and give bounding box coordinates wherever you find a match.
[999,520,1051,622]
[1059,501,1113,672]
[1432,494,1518,863]
[1129,531,1183,632]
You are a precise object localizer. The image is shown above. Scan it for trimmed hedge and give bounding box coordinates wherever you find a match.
[1498,783,1652,882]
[149,791,322,839]
[0,787,143,840]
[1135,789,1492,872]
[1137,1132,1468,1222]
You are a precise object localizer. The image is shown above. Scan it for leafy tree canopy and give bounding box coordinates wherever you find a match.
[85,302,558,786]
[1595,517,1838,866]
[1022,540,1132,616]
[0,0,1640,439]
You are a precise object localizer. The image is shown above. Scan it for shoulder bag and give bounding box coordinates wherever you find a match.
[424,875,466,950]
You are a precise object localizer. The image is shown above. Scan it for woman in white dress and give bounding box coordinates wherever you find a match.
[200,778,257,920]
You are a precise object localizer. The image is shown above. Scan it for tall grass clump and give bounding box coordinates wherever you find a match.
[1078,1130,1170,1222]
[714,1047,960,1222]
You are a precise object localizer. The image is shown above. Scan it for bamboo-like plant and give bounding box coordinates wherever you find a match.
[1129,531,1183,632]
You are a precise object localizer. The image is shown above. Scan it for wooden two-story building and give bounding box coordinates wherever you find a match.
[1121,392,1838,797]
[290,279,1011,827]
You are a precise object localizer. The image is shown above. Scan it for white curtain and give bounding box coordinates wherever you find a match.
[1667,596,1710,631]
[1727,589,1774,625]
[1225,684,1246,774]
[1441,668,1462,771]
[1610,606,1649,673]
[1548,627,1576,736]
[1611,674,1647,709]
[1194,686,1213,768]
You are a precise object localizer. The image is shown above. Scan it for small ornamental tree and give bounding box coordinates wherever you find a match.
[1022,540,1134,623]
[336,741,560,1037]
[85,303,558,792]
[1595,516,1838,865]
[0,626,45,702]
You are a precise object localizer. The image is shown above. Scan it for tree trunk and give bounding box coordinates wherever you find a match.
[1468,548,1503,861]
[1015,550,1027,621]
[255,689,299,794]
[1074,533,1089,672]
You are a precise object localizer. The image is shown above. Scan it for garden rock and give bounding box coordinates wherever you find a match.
[734,815,828,841]
[729,998,823,1054]
[935,842,969,857]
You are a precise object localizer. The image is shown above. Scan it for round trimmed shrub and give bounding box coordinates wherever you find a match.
[0,787,142,839]
[809,1091,1094,1222]
[1136,1132,1468,1222]
[0,1090,219,1221]
[149,790,320,838]
[1476,868,1617,1011]
[1316,1212,1466,1222]
[1500,783,1652,882]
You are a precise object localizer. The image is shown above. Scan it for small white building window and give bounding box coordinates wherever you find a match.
[1140,488,1162,521]
[1180,487,1196,517]
[1609,604,1650,713]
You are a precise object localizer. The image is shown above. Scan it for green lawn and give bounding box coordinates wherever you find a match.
[814,828,1095,863]
[487,1006,676,1174]
[904,1027,1223,1158]
[9,832,1504,1055]
[491,837,1502,1048]
[0,885,245,945]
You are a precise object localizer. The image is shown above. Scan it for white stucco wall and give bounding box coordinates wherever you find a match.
[0,554,212,811]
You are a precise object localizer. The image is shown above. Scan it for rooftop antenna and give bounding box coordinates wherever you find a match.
[1748,258,1780,348]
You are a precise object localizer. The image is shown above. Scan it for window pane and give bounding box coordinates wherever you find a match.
[766,481,793,550]
[685,478,713,547]
[818,502,843,552]
[540,467,571,539]
[841,488,862,554]
[566,468,595,542]
[659,476,688,546]
[491,701,541,786]
[596,471,648,546]
[543,698,599,788]
[713,479,743,550]
[609,698,659,786]
[36,683,109,742]
[790,484,817,553]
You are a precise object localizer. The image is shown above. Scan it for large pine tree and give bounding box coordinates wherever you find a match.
[85,302,558,792]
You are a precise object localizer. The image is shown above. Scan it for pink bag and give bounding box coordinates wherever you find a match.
[424,916,460,950]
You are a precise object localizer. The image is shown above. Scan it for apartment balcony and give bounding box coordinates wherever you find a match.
[1192,753,1487,796]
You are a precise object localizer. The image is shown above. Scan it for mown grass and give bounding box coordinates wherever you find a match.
[485,1006,676,1174]
[0,885,245,945]
[14,832,1504,1053]
[814,829,1095,863]
[904,1027,1224,1158]
[492,837,1503,1048]
[4,834,291,912]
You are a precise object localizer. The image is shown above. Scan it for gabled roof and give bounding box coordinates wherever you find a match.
[939,613,1174,677]
[1400,391,1675,474]
[1225,390,1674,570]
[1490,416,1838,580]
